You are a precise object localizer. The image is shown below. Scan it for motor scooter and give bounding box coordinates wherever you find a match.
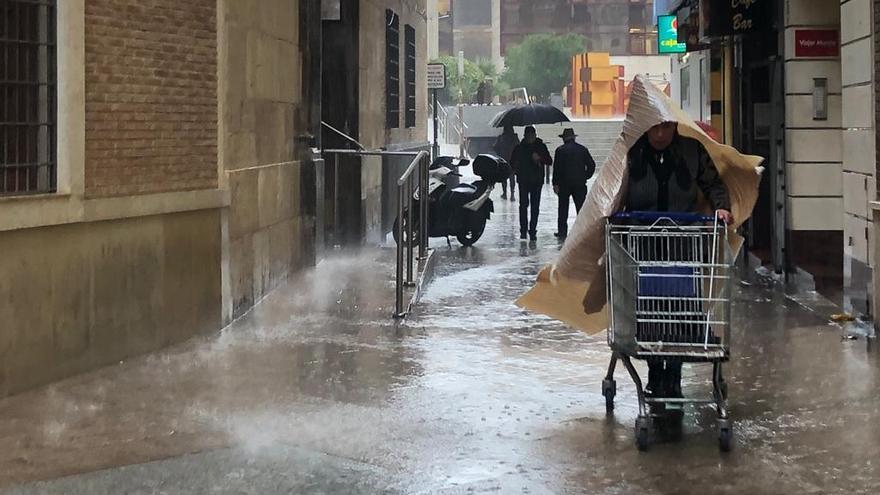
[393,154,511,247]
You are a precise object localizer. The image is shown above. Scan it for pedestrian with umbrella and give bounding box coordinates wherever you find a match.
[490,104,570,129]
[511,126,552,241]
[552,128,596,240]
[493,125,519,200]
[490,103,571,240]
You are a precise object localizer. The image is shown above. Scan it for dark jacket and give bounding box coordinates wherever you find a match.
[625,134,729,213]
[493,132,520,163]
[552,140,596,188]
[511,138,552,185]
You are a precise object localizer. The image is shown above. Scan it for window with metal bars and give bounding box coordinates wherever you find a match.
[385,9,400,129]
[1,0,56,196]
[404,24,415,128]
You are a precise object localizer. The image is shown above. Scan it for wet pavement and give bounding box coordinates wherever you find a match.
[2,179,880,494]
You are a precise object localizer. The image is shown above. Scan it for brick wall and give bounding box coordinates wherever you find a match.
[84,0,218,198]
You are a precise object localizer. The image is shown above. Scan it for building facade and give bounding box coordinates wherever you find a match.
[663,0,880,323]
[322,0,429,246]
[430,0,657,65]
[500,0,657,57]
[0,0,427,397]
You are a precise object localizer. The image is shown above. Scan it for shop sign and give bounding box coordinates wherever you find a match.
[658,15,687,53]
[700,0,774,38]
[794,29,839,58]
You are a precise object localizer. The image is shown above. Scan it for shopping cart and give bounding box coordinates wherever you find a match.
[601,211,734,451]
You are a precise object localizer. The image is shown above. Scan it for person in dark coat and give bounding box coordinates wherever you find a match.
[624,121,732,402]
[552,128,596,240]
[475,81,487,105]
[493,125,519,200]
[511,126,553,241]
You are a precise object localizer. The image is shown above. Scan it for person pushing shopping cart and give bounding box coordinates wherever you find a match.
[603,121,735,451]
[517,75,764,453]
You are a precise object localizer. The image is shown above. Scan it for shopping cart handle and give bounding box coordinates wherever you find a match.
[612,211,716,223]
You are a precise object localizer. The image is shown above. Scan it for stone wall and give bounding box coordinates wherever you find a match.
[873,0,880,321]
[0,0,323,397]
[840,0,875,314]
[220,0,315,318]
[359,0,428,151]
[84,0,218,198]
[359,0,428,242]
[0,209,222,397]
[0,0,228,398]
[784,0,843,232]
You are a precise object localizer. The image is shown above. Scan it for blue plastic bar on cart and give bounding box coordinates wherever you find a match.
[611,211,715,223]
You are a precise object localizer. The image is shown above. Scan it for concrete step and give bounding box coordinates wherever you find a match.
[533,120,623,169]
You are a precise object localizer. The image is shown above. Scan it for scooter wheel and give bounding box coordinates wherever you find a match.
[392,214,419,247]
[456,219,486,247]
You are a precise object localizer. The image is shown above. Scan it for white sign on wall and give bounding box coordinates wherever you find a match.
[427,63,446,90]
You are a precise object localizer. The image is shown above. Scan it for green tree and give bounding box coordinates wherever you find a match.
[432,55,486,104]
[502,34,586,101]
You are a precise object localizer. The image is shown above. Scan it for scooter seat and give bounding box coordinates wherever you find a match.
[443,184,480,208]
[451,184,477,194]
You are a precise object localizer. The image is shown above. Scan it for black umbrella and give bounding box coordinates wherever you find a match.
[490,104,570,128]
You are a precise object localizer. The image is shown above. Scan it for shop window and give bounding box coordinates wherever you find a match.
[404,24,416,128]
[386,10,400,129]
[1,0,56,195]
[518,2,533,27]
[628,3,645,30]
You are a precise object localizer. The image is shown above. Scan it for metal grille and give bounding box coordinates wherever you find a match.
[385,9,400,129]
[404,24,415,128]
[1,0,56,196]
[606,217,732,361]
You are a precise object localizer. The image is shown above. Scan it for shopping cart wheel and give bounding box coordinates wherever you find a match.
[602,379,616,412]
[635,416,651,451]
[717,419,732,452]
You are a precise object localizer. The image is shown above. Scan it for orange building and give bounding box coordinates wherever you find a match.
[571,53,623,118]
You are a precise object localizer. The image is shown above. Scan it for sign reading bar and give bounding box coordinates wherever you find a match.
[658,15,686,54]
[700,0,773,38]
[794,29,839,58]
[427,63,446,90]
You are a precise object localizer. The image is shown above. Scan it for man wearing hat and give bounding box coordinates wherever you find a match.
[552,128,596,240]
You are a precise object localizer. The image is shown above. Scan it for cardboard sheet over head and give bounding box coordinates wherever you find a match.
[516,75,764,334]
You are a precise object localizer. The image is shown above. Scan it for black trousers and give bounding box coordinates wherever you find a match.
[501,174,516,197]
[647,359,682,397]
[557,185,587,237]
[519,183,542,235]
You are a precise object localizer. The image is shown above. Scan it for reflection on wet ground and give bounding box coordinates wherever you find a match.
[2,183,880,494]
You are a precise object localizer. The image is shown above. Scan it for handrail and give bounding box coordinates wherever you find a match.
[394,151,430,317]
[324,149,420,157]
[321,121,366,150]
[321,148,430,318]
[398,150,429,186]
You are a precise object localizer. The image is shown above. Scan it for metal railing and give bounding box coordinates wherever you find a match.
[436,101,467,147]
[396,151,430,317]
[321,148,429,318]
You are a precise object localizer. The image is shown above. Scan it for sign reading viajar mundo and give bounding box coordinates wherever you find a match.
[658,15,686,54]
[794,29,839,58]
